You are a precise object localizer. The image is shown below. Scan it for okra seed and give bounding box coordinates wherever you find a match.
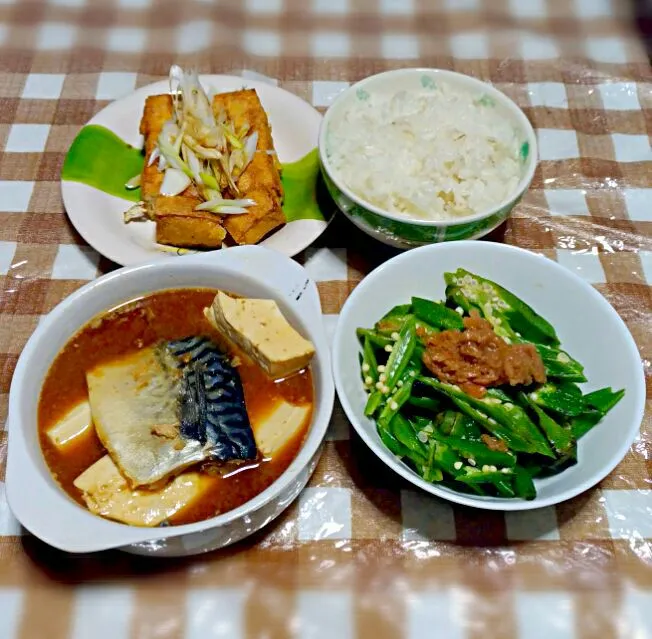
[488,417,497,425]
[530,392,539,401]
[453,461,463,470]
[424,425,434,434]
[417,431,428,443]
[382,385,390,394]
[362,363,370,373]
[389,401,398,411]
[501,468,511,474]
[397,380,404,387]
[364,376,373,385]
[409,371,416,377]
[379,373,387,382]
[489,465,497,472]
[557,352,570,363]
[455,306,464,315]
[468,458,476,466]
[391,332,400,341]
[482,464,491,472]
[384,344,393,353]
[504,403,513,411]
[377,365,386,373]
[375,381,384,390]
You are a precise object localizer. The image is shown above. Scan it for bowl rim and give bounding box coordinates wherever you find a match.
[332,240,646,511]
[6,246,335,552]
[318,67,539,228]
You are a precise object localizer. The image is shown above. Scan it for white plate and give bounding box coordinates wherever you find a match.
[333,241,646,511]
[61,75,332,267]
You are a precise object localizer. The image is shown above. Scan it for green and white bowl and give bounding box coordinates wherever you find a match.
[318,68,538,249]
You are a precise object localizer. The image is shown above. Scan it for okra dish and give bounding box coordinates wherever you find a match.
[357,268,625,500]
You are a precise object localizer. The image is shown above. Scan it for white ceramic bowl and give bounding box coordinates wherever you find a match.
[333,241,646,511]
[7,246,334,556]
[319,68,538,249]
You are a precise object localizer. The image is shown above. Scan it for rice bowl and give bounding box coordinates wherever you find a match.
[319,68,538,248]
[327,82,525,222]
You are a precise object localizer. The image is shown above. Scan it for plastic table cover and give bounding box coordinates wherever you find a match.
[0,0,650,637]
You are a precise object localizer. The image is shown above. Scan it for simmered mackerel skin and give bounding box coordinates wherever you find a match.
[168,336,258,462]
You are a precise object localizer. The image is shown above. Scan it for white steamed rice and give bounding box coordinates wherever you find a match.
[327,82,523,222]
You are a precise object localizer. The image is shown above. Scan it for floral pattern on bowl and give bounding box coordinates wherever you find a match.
[322,170,523,249]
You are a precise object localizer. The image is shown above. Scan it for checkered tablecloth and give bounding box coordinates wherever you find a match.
[0,0,650,637]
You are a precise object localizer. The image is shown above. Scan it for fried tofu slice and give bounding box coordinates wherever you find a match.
[204,291,315,379]
[139,94,172,155]
[212,89,285,245]
[139,94,200,210]
[154,195,226,249]
[140,97,222,248]
[140,95,171,202]
[138,89,284,247]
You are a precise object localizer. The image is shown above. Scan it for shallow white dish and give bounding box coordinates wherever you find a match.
[7,246,334,556]
[61,75,331,266]
[333,241,646,511]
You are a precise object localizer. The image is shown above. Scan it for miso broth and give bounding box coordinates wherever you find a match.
[38,288,313,526]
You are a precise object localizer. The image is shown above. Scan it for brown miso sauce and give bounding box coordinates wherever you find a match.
[37,288,313,526]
